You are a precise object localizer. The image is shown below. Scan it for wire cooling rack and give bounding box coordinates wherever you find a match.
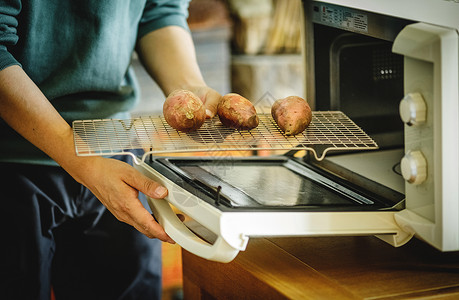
[72,111,378,164]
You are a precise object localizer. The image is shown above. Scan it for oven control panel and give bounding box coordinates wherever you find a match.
[399,57,434,220]
[393,22,459,251]
[399,91,429,186]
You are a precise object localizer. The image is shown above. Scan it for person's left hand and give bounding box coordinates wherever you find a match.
[185,86,222,119]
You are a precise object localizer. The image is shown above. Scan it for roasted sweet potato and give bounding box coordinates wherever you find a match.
[217,93,259,130]
[163,90,206,132]
[271,96,312,136]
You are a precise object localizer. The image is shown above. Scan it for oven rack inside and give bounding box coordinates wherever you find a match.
[72,111,378,164]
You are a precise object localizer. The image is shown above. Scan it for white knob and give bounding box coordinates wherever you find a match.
[401,150,427,185]
[399,92,427,126]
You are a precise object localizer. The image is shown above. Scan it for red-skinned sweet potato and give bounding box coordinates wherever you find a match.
[271,96,312,136]
[217,93,259,130]
[163,90,206,132]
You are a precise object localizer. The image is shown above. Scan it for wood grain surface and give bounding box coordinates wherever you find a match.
[182,236,459,299]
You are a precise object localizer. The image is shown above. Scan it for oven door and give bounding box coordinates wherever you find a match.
[136,155,411,263]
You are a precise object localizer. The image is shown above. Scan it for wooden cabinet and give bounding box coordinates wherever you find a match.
[182,236,459,299]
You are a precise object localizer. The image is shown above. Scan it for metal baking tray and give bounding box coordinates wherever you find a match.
[72,111,378,164]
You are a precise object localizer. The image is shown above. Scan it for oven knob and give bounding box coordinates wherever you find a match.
[401,150,427,185]
[399,92,427,126]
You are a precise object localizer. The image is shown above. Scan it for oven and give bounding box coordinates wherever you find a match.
[303,0,459,256]
[72,0,459,263]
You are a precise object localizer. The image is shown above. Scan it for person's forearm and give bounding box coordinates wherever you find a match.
[0,65,173,241]
[0,65,79,172]
[136,26,206,95]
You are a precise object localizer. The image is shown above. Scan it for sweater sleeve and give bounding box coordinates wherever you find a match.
[137,0,190,40]
[0,0,21,71]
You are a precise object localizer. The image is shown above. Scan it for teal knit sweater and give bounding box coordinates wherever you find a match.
[0,0,190,164]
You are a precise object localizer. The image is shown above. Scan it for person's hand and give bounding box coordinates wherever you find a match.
[67,156,175,243]
[186,86,222,119]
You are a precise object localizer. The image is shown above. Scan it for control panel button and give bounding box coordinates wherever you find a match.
[401,150,427,185]
[399,92,427,126]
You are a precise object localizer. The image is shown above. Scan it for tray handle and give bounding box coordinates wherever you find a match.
[148,197,240,263]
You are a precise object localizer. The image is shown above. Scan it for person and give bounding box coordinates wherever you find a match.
[0,0,222,299]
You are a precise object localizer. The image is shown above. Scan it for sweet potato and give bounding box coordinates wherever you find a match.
[217,93,259,130]
[271,96,312,136]
[163,90,206,132]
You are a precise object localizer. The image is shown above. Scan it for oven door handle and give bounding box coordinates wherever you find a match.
[148,197,240,263]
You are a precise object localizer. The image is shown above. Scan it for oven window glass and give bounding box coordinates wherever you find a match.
[179,163,372,208]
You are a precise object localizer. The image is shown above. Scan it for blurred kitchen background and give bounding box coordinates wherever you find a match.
[130,0,304,299]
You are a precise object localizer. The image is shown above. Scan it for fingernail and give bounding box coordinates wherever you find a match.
[155,186,168,197]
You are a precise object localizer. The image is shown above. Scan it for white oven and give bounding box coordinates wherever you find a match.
[303,0,459,254]
[72,0,459,263]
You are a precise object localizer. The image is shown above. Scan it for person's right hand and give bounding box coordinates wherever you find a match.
[68,156,175,243]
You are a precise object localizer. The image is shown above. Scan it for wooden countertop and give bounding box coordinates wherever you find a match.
[182,236,459,299]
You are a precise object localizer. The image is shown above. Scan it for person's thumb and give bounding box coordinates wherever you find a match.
[129,171,168,199]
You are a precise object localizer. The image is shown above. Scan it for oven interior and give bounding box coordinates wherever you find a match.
[313,24,405,149]
[301,2,413,208]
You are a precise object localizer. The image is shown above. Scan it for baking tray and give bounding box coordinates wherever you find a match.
[72,111,378,164]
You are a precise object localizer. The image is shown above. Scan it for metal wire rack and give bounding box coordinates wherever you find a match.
[72,111,378,164]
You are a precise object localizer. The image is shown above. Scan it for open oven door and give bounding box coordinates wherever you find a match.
[136,155,413,263]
